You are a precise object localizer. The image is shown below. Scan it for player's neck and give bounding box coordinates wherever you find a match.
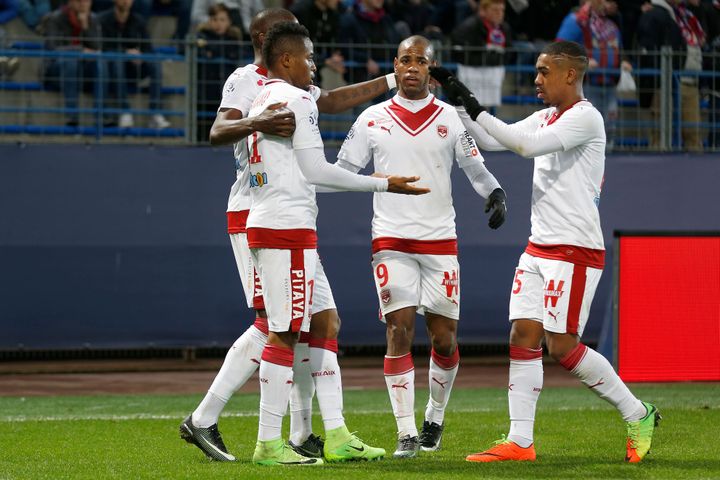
[555,93,584,114]
[253,51,263,67]
[398,89,430,102]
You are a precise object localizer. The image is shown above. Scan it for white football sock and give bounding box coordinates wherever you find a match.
[507,345,543,448]
[289,340,315,444]
[310,338,345,432]
[257,345,294,442]
[384,353,417,438]
[425,347,459,425]
[192,324,266,427]
[561,343,645,422]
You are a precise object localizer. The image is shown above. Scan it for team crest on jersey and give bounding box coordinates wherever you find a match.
[249,172,269,188]
[380,289,392,304]
[437,125,448,138]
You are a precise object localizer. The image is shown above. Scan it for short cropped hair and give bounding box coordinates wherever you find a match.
[542,40,589,76]
[262,22,310,70]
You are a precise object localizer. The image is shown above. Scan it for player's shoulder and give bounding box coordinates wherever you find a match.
[226,64,266,86]
[355,99,392,124]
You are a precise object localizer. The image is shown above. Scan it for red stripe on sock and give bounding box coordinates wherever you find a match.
[510,345,543,361]
[431,347,459,369]
[559,343,588,371]
[261,344,294,367]
[567,265,587,335]
[309,337,338,353]
[384,352,414,375]
[253,316,269,335]
[298,331,311,344]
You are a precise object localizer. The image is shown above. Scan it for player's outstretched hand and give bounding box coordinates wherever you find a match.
[253,102,296,137]
[485,187,507,229]
[429,66,486,121]
[387,175,431,195]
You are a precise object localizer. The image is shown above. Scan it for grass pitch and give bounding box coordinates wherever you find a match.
[1,384,718,479]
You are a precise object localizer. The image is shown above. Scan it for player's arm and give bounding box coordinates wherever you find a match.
[315,74,396,114]
[456,107,507,151]
[208,103,295,146]
[295,147,429,195]
[473,112,564,158]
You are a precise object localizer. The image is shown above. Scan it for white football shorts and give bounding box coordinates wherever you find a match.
[371,250,460,321]
[508,252,603,336]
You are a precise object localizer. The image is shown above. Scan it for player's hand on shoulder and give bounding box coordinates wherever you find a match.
[485,187,507,229]
[429,66,486,121]
[253,102,296,137]
[386,175,431,195]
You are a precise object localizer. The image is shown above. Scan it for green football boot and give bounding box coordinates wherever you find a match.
[253,438,324,466]
[323,426,386,462]
[625,402,661,463]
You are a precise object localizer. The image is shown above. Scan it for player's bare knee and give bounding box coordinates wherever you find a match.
[509,319,543,349]
[545,332,579,362]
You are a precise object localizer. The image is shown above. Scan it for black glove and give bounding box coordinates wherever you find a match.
[429,66,486,121]
[485,188,507,230]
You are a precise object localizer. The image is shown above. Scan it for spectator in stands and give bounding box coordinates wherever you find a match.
[701,0,719,148]
[195,3,241,141]
[338,0,400,83]
[450,0,512,109]
[387,0,443,40]
[556,0,631,149]
[0,0,19,79]
[43,0,111,126]
[291,0,347,89]
[637,0,705,151]
[191,0,263,36]
[99,0,171,128]
[16,0,51,30]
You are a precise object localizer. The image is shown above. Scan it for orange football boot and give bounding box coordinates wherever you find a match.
[466,436,536,463]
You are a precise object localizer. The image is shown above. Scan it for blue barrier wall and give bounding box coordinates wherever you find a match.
[1,145,718,349]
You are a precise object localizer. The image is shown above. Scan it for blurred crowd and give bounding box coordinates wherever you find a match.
[0,0,718,148]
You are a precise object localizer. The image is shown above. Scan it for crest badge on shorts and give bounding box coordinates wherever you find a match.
[437,125,448,138]
[380,289,392,304]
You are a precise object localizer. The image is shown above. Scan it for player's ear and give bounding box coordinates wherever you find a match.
[280,51,292,69]
[393,57,398,73]
[566,67,576,85]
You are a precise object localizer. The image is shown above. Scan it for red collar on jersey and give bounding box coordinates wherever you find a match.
[263,79,286,85]
[254,64,268,76]
[384,97,444,136]
[547,98,587,126]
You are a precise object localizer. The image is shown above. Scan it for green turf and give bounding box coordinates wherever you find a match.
[1,384,718,479]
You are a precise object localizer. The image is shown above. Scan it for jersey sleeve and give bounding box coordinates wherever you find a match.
[451,113,486,169]
[547,105,604,151]
[336,112,373,170]
[218,70,256,116]
[289,95,324,151]
[308,85,322,101]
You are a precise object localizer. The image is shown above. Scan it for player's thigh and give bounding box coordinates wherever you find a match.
[536,257,603,336]
[509,253,544,324]
[311,253,337,315]
[229,233,258,309]
[371,251,421,317]
[252,248,316,333]
[418,254,460,320]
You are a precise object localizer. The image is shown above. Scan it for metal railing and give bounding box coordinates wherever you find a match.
[0,38,718,151]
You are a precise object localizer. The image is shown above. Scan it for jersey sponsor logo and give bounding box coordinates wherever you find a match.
[291,269,305,320]
[442,270,459,298]
[380,124,394,135]
[460,130,480,157]
[380,288,392,304]
[437,124,448,138]
[544,280,564,308]
[249,172,269,188]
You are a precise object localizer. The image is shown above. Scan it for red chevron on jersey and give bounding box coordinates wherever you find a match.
[385,98,444,136]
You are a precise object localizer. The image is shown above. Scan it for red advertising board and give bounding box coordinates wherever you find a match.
[615,233,720,381]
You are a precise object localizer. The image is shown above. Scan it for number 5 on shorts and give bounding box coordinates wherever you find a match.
[376,263,389,288]
[512,269,524,294]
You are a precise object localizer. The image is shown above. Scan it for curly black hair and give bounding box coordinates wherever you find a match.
[262,22,311,70]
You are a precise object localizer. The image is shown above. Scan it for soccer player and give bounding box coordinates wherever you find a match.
[430,40,660,463]
[336,35,507,459]
[179,8,401,462]
[247,22,429,466]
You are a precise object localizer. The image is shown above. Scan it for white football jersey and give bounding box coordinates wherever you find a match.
[338,93,486,241]
[517,100,606,250]
[245,79,324,247]
[220,65,321,214]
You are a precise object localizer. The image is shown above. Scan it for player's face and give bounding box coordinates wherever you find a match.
[534,53,568,107]
[288,38,317,91]
[394,43,433,100]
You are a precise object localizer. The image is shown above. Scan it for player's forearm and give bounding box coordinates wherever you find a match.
[208,117,257,146]
[461,160,502,198]
[475,112,563,158]
[316,159,363,192]
[316,75,394,114]
[296,148,387,192]
[457,108,506,151]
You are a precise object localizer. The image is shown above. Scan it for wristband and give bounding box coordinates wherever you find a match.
[385,73,397,90]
